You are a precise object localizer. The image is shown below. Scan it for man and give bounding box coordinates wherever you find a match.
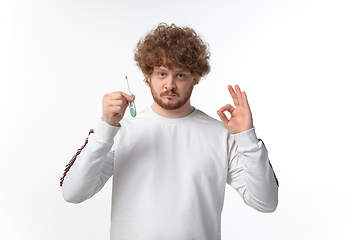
[60,23,278,240]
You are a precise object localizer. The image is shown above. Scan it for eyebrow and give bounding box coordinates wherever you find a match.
[155,67,190,74]
[156,67,168,71]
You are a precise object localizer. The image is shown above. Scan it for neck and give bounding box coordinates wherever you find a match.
[151,101,195,118]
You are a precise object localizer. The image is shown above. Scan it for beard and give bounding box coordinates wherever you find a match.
[150,83,194,110]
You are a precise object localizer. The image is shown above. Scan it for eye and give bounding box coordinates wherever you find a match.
[177,74,185,79]
[159,72,166,78]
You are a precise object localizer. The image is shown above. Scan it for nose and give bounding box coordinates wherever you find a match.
[164,75,176,90]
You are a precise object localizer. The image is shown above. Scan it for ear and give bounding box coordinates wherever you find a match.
[147,75,151,83]
[194,78,199,85]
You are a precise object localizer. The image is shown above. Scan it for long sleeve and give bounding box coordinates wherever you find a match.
[60,119,119,203]
[227,127,279,212]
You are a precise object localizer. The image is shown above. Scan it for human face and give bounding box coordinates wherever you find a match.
[148,66,198,111]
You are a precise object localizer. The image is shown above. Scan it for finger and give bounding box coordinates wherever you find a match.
[217,110,229,127]
[235,85,243,107]
[228,85,240,107]
[108,91,135,101]
[107,106,123,116]
[109,99,128,107]
[106,91,123,100]
[218,104,235,114]
[123,93,135,102]
[242,91,251,110]
[106,93,127,107]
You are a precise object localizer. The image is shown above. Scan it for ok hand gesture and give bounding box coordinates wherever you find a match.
[217,85,254,134]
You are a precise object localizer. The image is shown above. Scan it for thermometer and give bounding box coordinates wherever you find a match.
[125,76,136,117]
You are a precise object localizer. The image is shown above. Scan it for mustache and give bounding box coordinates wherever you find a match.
[160,90,179,97]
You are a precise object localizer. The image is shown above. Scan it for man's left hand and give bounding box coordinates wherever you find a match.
[217,85,254,134]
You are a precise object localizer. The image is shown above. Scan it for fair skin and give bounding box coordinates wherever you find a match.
[217,85,254,134]
[101,91,135,127]
[101,66,253,134]
[147,66,198,118]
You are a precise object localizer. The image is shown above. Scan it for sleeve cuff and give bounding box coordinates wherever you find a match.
[232,127,259,152]
[93,119,120,143]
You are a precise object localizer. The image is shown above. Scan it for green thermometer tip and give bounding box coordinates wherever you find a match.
[130,108,136,117]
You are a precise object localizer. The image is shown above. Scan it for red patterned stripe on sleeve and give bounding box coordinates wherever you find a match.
[259,139,279,187]
[60,129,94,187]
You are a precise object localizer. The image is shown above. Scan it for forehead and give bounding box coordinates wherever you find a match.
[154,66,191,74]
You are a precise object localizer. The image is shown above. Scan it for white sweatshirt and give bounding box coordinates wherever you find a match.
[61,107,278,240]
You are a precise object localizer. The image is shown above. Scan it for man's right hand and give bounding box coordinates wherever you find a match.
[101,91,135,127]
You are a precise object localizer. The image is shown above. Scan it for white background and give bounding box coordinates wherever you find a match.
[1,0,359,239]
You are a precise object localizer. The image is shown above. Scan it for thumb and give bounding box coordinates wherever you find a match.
[123,93,135,102]
[217,110,229,127]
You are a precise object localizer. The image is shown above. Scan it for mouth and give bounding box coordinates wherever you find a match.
[163,94,177,98]
[160,92,179,98]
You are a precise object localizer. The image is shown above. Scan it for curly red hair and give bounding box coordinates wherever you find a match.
[134,23,211,85]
